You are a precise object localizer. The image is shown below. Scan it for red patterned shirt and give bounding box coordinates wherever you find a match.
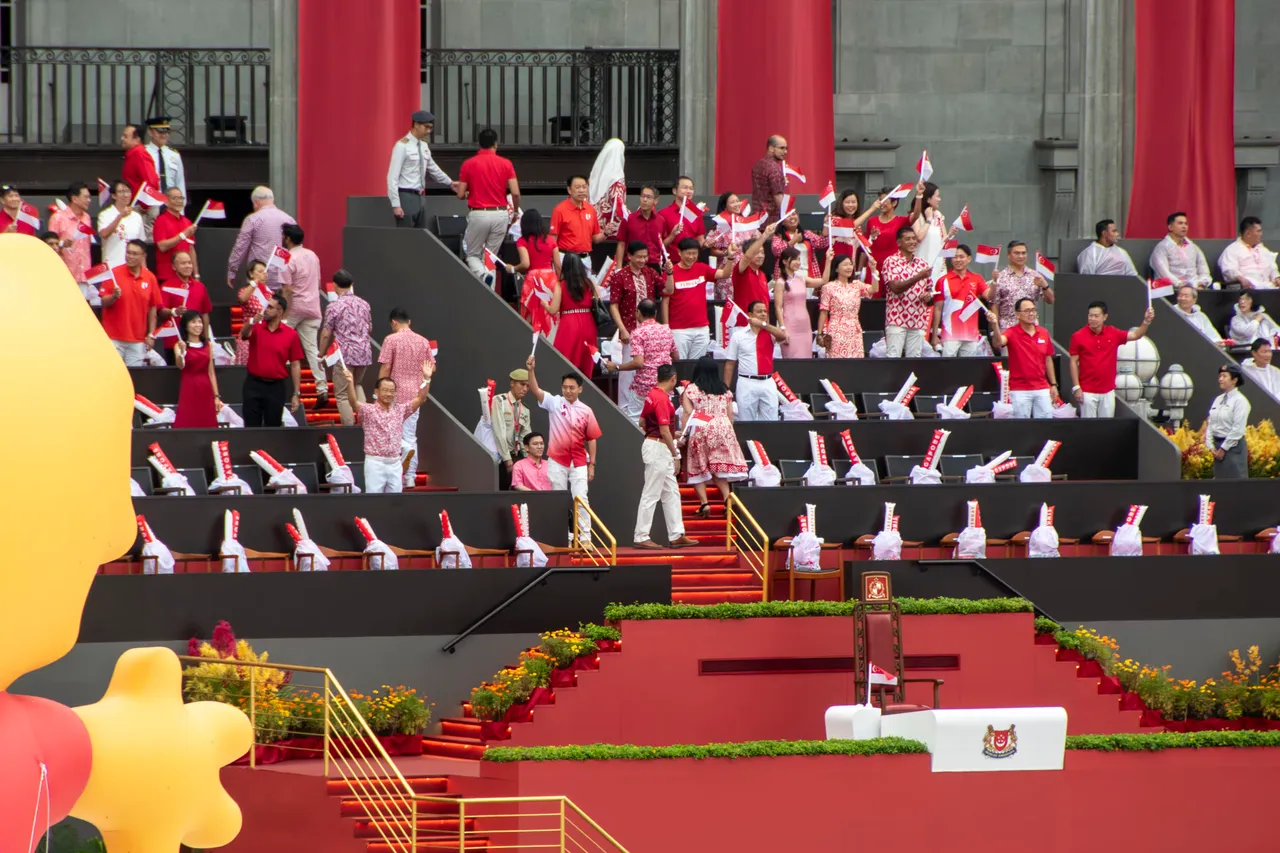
[628,319,675,401]
[322,292,374,366]
[607,265,664,332]
[881,252,934,330]
[358,401,411,458]
[378,329,435,404]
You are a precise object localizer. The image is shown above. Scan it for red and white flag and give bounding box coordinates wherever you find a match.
[54,197,69,212]
[818,180,836,210]
[782,161,806,184]
[1034,252,1056,281]
[1148,277,1174,299]
[324,341,345,368]
[868,662,898,686]
[829,216,857,241]
[72,222,98,243]
[915,149,933,182]
[322,280,337,303]
[267,245,292,271]
[975,244,1001,265]
[132,182,165,208]
[778,194,794,220]
[97,178,112,206]
[939,238,959,259]
[483,247,500,274]
[154,318,180,339]
[720,300,748,348]
[679,197,708,223]
[16,202,40,230]
[886,182,914,201]
[86,263,114,297]
[195,199,226,223]
[583,341,603,365]
[951,204,973,232]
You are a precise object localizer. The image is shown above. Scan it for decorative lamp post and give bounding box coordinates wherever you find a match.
[1117,335,1160,381]
[1159,364,1195,424]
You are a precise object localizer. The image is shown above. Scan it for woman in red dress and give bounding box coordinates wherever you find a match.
[548,254,601,376]
[174,310,220,428]
[515,210,558,336]
[681,357,748,516]
[235,259,268,365]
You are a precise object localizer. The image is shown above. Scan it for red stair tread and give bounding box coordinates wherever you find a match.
[328,777,447,796]
[367,841,489,853]
[673,590,764,603]
[353,818,474,837]
[341,796,460,817]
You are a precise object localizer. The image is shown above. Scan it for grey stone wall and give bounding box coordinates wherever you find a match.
[439,0,679,49]
[1234,0,1280,230]
[25,0,273,47]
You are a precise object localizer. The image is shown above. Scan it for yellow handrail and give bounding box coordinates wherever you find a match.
[179,656,629,852]
[725,492,770,602]
[572,495,617,566]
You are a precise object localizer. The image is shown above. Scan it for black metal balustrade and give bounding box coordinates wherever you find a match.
[0,46,270,147]
[421,49,679,148]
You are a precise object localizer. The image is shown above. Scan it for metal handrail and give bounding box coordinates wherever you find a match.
[725,492,770,602]
[573,496,617,566]
[441,565,610,654]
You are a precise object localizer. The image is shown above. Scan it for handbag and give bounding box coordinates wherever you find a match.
[591,297,616,336]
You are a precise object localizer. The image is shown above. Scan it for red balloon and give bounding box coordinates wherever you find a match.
[0,693,92,853]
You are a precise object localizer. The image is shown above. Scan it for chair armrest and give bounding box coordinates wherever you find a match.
[318,482,353,494]
[208,485,244,496]
[152,486,189,496]
[265,483,299,495]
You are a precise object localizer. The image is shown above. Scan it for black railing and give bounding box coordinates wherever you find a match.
[0,46,270,147]
[421,48,679,148]
[441,566,609,654]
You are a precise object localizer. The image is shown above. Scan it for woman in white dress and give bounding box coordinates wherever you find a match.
[911,181,955,273]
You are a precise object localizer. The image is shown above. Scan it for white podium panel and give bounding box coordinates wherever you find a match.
[824,705,883,741]
[880,707,1067,772]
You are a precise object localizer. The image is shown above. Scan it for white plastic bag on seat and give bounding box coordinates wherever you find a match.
[217,405,245,428]
[779,399,814,421]
[872,530,902,560]
[954,526,987,558]
[1110,524,1144,557]
[130,478,147,497]
[749,463,781,487]
[1188,523,1220,555]
[909,465,941,485]
[515,535,548,567]
[364,541,398,570]
[141,539,175,574]
[1019,464,1052,483]
[790,531,824,572]
[824,399,859,420]
[966,466,995,484]
[1028,525,1060,558]
[991,401,1014,419]
[937,404,970,420]
[877,400,914,420]
[845,461,876,486]
[1052,402,1078,419]
[803,463,836,487]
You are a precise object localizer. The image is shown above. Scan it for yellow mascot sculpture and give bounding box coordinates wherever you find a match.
[0,233,251,852]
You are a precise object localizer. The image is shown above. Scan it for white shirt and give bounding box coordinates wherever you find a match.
[1217,239,1279,289]
[97,205,145,268]
[145,142,186,198]
[1205,388,1250,451]
[1174,305,1222,343]
[1150,235,1212,288]
[1242,358,1280,401]
[1077,242,1138,277]
[386,134,451,207]
[726,325,769,377]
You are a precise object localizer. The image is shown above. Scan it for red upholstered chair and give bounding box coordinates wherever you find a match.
[853,572,943,713]
[1255,527,1278,554]
[770,536,845,602]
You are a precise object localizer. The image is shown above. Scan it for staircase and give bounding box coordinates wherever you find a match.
[327,775,487,852]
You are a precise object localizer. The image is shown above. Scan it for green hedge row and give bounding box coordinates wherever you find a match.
[602,597,1034,622]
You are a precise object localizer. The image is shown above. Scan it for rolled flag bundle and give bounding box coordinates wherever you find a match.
[804,431,837,487]
[473,380,501,461]
[966,450,1016,484]
[954,500,987,558]
[839,429,876,486]
[219,509,250,574]
[208,440,254,494]
[1110,505,1147,557]
[217,404,245,428]
[288,507,330,571]
[879,372,918,420]
[937,385,974,420]
[772,372,813,421]
[747,440,781,488]
[872,502,903,561]
[819,378,858,420]
[790,503,824,572]
[355,516,398,571]
[134,393,176,426]
[909,429,950,485]
[147,442,194,495]
[137,515,175,575]
[511,503,547,568]
[1188,494,1219,556]
[250,449,308,493]
[321,434,361,492]
[435,510,473,569]
[1028,503,1060,558]
[1019,440,1060,483]
[991,363,1014,419]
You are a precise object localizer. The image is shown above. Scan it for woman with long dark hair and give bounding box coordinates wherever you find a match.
[174,310,220,428]
[817,254,875,358]
[516,209,558,332]
[548,254,601,375]
[682,356,748,516]
[770,208,830,279]
[911,180,955,267]
[773,246,832,358]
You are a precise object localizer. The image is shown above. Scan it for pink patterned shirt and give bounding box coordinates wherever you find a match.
[628,319,675,401]
[378,329,435,404]
[322,292,373,366]
[358,401,411,458]
[49,208,92,283]
[881,252,934,330]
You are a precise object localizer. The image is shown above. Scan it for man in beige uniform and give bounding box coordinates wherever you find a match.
[387,110,459,228]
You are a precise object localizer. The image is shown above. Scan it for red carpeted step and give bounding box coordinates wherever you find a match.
[421,735,487,760]
[671,572,759,588]
[340,796,460,818]
[673,588,764,604]
[367,839,489,853]
[353,817,475,838]
[327,776,448,797]
[682,519,729,536]
[440,717,485,738]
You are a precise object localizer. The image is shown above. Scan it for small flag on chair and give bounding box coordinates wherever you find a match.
[868,662,898,686]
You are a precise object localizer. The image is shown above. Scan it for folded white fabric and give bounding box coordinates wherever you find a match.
[844,461,876,486]
[1110,524,1143,557]
[1188,522,1220,555]
[1019,464,1051,483]
[936,404,970,420]
[909,465,942,485]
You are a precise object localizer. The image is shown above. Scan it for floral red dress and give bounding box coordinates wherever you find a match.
[683,386,748,484]
[819,281,868,358]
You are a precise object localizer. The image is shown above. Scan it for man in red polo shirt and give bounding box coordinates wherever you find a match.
[1068,301,1154,418]
[663,237,732,360]
[120,123,160,200]
[238,291,304,427]
[101,239,162,366]
[550,175,603,275]
[613,185,667,271]
[634,364,698,549]
[987,298,1059,418]
[152,187,198,282]
[730,223,778,320]
[457,128,520,280]
[658,176,706,266]
[931,244,989,356]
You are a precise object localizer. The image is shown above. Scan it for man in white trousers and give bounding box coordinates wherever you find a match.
[1068,300,1154,418]
[526,355,602,544]
[634,364,698,549]
[351,360,435,493]
[723,301,788,421]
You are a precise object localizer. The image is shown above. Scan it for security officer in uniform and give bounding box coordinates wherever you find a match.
[144,116,186,242]
[387,110,458,229]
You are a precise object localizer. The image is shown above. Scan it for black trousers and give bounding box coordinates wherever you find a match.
[243,374,288,427]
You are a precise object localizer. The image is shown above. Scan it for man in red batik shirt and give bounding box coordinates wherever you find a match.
[750,135,788,223]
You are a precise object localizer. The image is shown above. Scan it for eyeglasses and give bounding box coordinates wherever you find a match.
[1017,307,1038,314]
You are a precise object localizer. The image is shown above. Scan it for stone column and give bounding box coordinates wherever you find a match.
[1077,0,1127,236]
[269,0,299,214]
[678,0,715,189]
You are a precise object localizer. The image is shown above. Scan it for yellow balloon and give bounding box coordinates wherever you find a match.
[0,234,136,688]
